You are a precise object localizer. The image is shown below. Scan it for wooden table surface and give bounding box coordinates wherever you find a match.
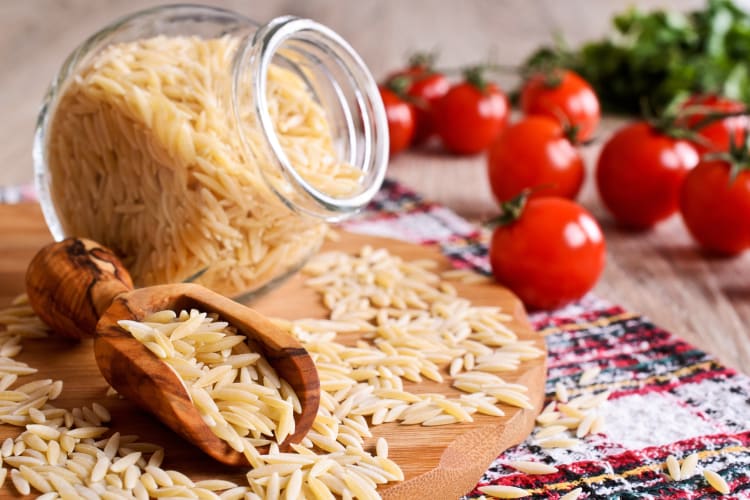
[0,0,746,374]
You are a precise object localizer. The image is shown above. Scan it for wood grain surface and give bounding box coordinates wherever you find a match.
[0,203,546,499]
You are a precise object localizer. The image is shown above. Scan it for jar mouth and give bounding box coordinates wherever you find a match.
[233,16,389,221]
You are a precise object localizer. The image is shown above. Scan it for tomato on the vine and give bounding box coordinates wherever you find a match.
[520,69,600,142]
[680,159,750,256]
[596,121,699,230]
[487,116,584,203]
[434,70,509,155]
[490,196,606,311]
[680,94,748,155]
[385,56,449,145]
[385,52,451,144]
[379,86,415,156]
[405,72,450,143]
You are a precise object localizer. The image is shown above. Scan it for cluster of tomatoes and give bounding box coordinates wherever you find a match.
[379,62,606,310]
[378,58,509,156]
[379,60,750,311]
[597,95,750,256]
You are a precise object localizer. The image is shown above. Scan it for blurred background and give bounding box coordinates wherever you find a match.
[0,0,700,188]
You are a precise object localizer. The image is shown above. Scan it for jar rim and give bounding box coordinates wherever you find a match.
[233,16,389,221]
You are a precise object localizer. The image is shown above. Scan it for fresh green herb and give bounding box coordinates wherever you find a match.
[522,0,750,114]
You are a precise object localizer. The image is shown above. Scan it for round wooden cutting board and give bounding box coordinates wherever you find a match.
[0,204,546,499]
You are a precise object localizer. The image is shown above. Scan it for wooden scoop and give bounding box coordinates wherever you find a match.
[25,238,320,466]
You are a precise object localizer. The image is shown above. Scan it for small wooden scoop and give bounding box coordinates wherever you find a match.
[25,238,320,466]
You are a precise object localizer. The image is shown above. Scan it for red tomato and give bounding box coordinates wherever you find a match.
[520,70,600,142]
[680,94,749,155]
[379,87,415,156]
[596,121,699,230]
[406,72,450,144]
[434,81,509,155]
[490,197,606,310]
[487,116,584,203]
[679,160,750,255]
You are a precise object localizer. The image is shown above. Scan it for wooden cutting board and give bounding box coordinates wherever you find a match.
[0,203,546,499]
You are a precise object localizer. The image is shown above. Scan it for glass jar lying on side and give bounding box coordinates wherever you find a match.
[33,5,388,301]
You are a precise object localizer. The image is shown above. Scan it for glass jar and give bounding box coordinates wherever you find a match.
[33,5,388,301]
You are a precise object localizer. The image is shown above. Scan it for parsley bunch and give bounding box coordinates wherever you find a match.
[523,0,750,114]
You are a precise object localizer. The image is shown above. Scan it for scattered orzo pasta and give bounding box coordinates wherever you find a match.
[47,35,362,297]
[0,245,545,498]
[703,469,730,495]
[528,362,615,451]
[478,484,531,498]
[560,487,583,500]
[665,454,681,481]
[290,246,543,431]
[578,366,601,386]
[680,452,699,479]
[505,460,558,475]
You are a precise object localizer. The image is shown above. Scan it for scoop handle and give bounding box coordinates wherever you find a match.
[25,238,134,339]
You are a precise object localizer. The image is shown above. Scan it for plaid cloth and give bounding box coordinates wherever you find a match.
[7,180,750,498]
[344,180,750,500]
